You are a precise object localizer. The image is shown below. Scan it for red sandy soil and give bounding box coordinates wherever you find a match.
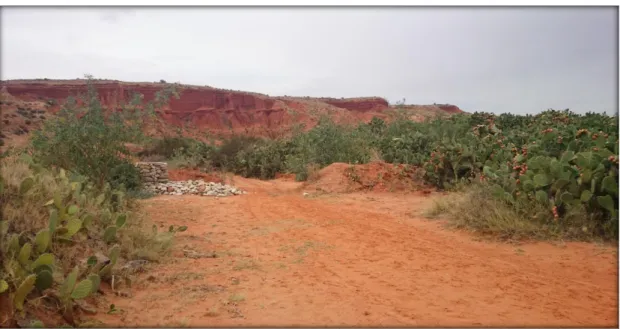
[85,176,617,327]
[167,168,224,183]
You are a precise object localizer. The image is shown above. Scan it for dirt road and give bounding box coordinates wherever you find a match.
[92,177,618,327]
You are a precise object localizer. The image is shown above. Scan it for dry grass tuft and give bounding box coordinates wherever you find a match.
[368,148,383,162]
[423,184,602,242]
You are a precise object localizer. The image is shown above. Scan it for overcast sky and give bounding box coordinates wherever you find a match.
[1,7,617,114]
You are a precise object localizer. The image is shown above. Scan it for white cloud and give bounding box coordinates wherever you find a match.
[1,7,617,114]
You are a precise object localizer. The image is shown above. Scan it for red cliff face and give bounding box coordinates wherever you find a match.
[1,80,284,131]
[316,97,390,112]
[436,104,463,114]
[0,80,462,139]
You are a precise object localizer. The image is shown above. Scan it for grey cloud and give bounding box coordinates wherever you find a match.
[1,7,617,114]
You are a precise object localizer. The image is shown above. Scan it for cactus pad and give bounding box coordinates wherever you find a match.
[35,229,51,253]
[71,279,93,300]
[67,205,79,216]
[18,243,33,266]
[82,214,94,228]
[14,274,36,311]
[49,209,59,233]
[88,274,101,293]
[19,177,34,195]
[108,244,121,265]
[103,226,117,243]
[34,270,54,291]
[64,217,83,238]
[60,267,78,300]
[116,214,127,228]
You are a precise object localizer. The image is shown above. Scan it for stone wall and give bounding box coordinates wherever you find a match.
[135,162,169,183]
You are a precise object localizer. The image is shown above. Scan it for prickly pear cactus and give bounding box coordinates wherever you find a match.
[88,274,101,293]
[70,279,93,300]
[108,244,121,265]
[35,229,51,253]
[18,243,33,266]
[103,226,117,243]
[63,217,83,238]
[115,214,127,228]
[34,270,54,291]
[19,177,34,195]
[60,267,78,301]
[14,274,36,311]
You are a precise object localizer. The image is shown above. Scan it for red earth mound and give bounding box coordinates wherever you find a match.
[302,161,430,194]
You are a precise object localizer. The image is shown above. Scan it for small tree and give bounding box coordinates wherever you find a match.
[31,75,179,188]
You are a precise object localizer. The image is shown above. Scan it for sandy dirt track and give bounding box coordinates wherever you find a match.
[91,177,618,327]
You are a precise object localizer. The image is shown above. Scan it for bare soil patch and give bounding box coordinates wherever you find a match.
[87,176,618,327]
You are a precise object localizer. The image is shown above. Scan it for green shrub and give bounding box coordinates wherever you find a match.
[108,162,142,191]
[211,135,263,170]
[30,75,178,188]
[233,140,288,179]
[283,116,372,179]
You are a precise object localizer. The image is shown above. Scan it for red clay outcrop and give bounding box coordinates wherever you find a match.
[316,97,390,112]
[0,80,463,137]
[436,104,463,114]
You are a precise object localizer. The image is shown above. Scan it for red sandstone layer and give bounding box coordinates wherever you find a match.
[0,79,463,137]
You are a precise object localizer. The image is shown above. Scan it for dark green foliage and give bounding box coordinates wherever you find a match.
[422,109,618,238]
[211,135,265,170]
[233,139,289,179]
[285,116,371,170]
[108,162,143,191]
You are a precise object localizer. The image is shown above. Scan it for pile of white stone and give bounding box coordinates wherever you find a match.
[135,162,169,183]
[143,179,246,197]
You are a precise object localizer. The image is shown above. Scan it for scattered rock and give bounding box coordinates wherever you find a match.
[143,180,247,197]
[135,162,169,183]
